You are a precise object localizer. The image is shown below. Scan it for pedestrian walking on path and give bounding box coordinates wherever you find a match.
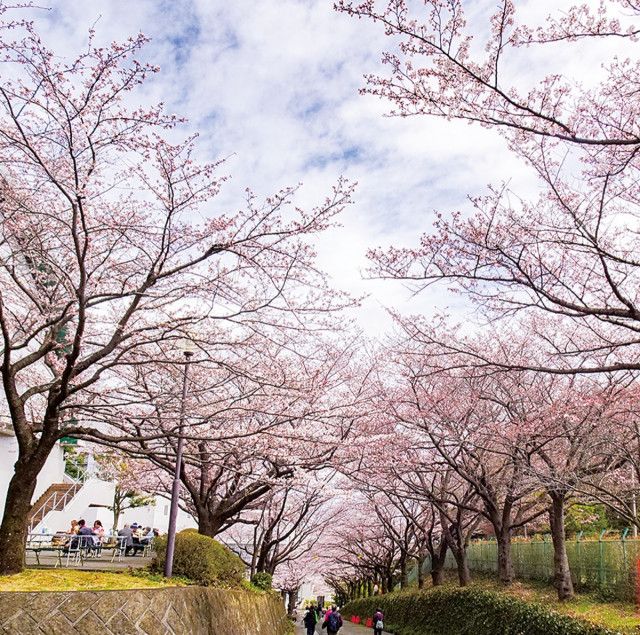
[302,605,319,635]
[296,618,391,635]
[322,605,343,634]
[372,608,384,635]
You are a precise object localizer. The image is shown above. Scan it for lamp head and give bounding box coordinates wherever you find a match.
[176,337,197,358]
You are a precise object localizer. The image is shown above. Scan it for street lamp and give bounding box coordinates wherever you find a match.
[164,338,196,577]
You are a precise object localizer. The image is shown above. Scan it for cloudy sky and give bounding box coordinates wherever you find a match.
[28,0,593,337]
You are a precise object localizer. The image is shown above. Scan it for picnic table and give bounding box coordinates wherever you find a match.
[24,533,142,567]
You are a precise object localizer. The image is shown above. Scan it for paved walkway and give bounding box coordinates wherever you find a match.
[25,551,153,570]
[295,619,391,634]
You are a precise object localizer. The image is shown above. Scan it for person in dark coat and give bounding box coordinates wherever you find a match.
[303,605,318,635]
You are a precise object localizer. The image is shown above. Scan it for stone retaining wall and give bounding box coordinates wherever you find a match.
[0,586,290,634]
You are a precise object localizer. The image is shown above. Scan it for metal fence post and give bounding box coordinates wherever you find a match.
[599,529,607,587]
[576,531,583,589]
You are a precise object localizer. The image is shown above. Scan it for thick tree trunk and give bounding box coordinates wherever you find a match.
[496,529,515,584]
[453,547,471,586]
[386,572,394,593]
[418,559,425,589]
[196,511,223,537]
[549,493,574,601]
[399,556,408,588]
[0,459,41,574]
[287,588,299,615]
[430,540,448,586]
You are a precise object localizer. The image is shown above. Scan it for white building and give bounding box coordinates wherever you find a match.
[0,429,196,535]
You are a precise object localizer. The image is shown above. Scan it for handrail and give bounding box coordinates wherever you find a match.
[28,483,83,533]
[64,454,88,484]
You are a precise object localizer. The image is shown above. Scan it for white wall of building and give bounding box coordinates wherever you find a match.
[119,495,196,533]
[31,475,196,535]
[0,434,197,535]
[35,477,113,533]
[0,433,65,518]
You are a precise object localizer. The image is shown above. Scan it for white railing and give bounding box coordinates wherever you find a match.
[63,454,88,484]
[28,483,82,533]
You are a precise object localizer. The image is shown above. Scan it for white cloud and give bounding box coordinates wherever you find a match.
[24,0,612,336]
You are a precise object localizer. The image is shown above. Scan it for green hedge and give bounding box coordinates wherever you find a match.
[342,588,621,635]
[152,529,245,587]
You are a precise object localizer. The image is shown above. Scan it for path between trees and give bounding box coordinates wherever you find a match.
[295,619,392,634]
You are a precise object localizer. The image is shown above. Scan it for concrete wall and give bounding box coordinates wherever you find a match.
[0,435,65,518]
[0,586,290,635]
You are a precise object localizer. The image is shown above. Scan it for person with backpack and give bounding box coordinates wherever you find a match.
[322,605,343,634]
[303,605,318,635]
[372,608,385,635]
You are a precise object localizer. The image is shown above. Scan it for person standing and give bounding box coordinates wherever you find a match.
[322,605,343,635]
[373,608,385,635]
[303,605,318,635]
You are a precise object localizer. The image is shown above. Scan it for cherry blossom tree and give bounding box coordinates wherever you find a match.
[0,16,354,573]
[514,374,632,599]
[338,411,449,588]
[387,331,553,585]
[93,451,155,532]
[226,478,333,578]
[93,332,368,538]
[385,322,637,598]
[274,560,314,616]
[336,0,640,375]
[328,491,402,594]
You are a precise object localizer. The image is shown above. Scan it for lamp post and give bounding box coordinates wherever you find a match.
[164,339,195,577]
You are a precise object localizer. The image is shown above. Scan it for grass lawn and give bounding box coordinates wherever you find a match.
[437,573,639,633]
[0,568,186,592]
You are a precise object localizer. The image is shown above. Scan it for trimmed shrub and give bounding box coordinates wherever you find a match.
[152,529,245,587]
[251,572,273,591]
[342,588,621,635]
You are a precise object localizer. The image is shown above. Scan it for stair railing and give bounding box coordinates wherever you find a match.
[63,453,88,484]
[28,482,83,533]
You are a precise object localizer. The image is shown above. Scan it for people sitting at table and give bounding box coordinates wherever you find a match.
[63,518,94,552]
[118,523,144,555]
[92,519,106,544]
[68,519,79,535]
[117,523,133,550]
